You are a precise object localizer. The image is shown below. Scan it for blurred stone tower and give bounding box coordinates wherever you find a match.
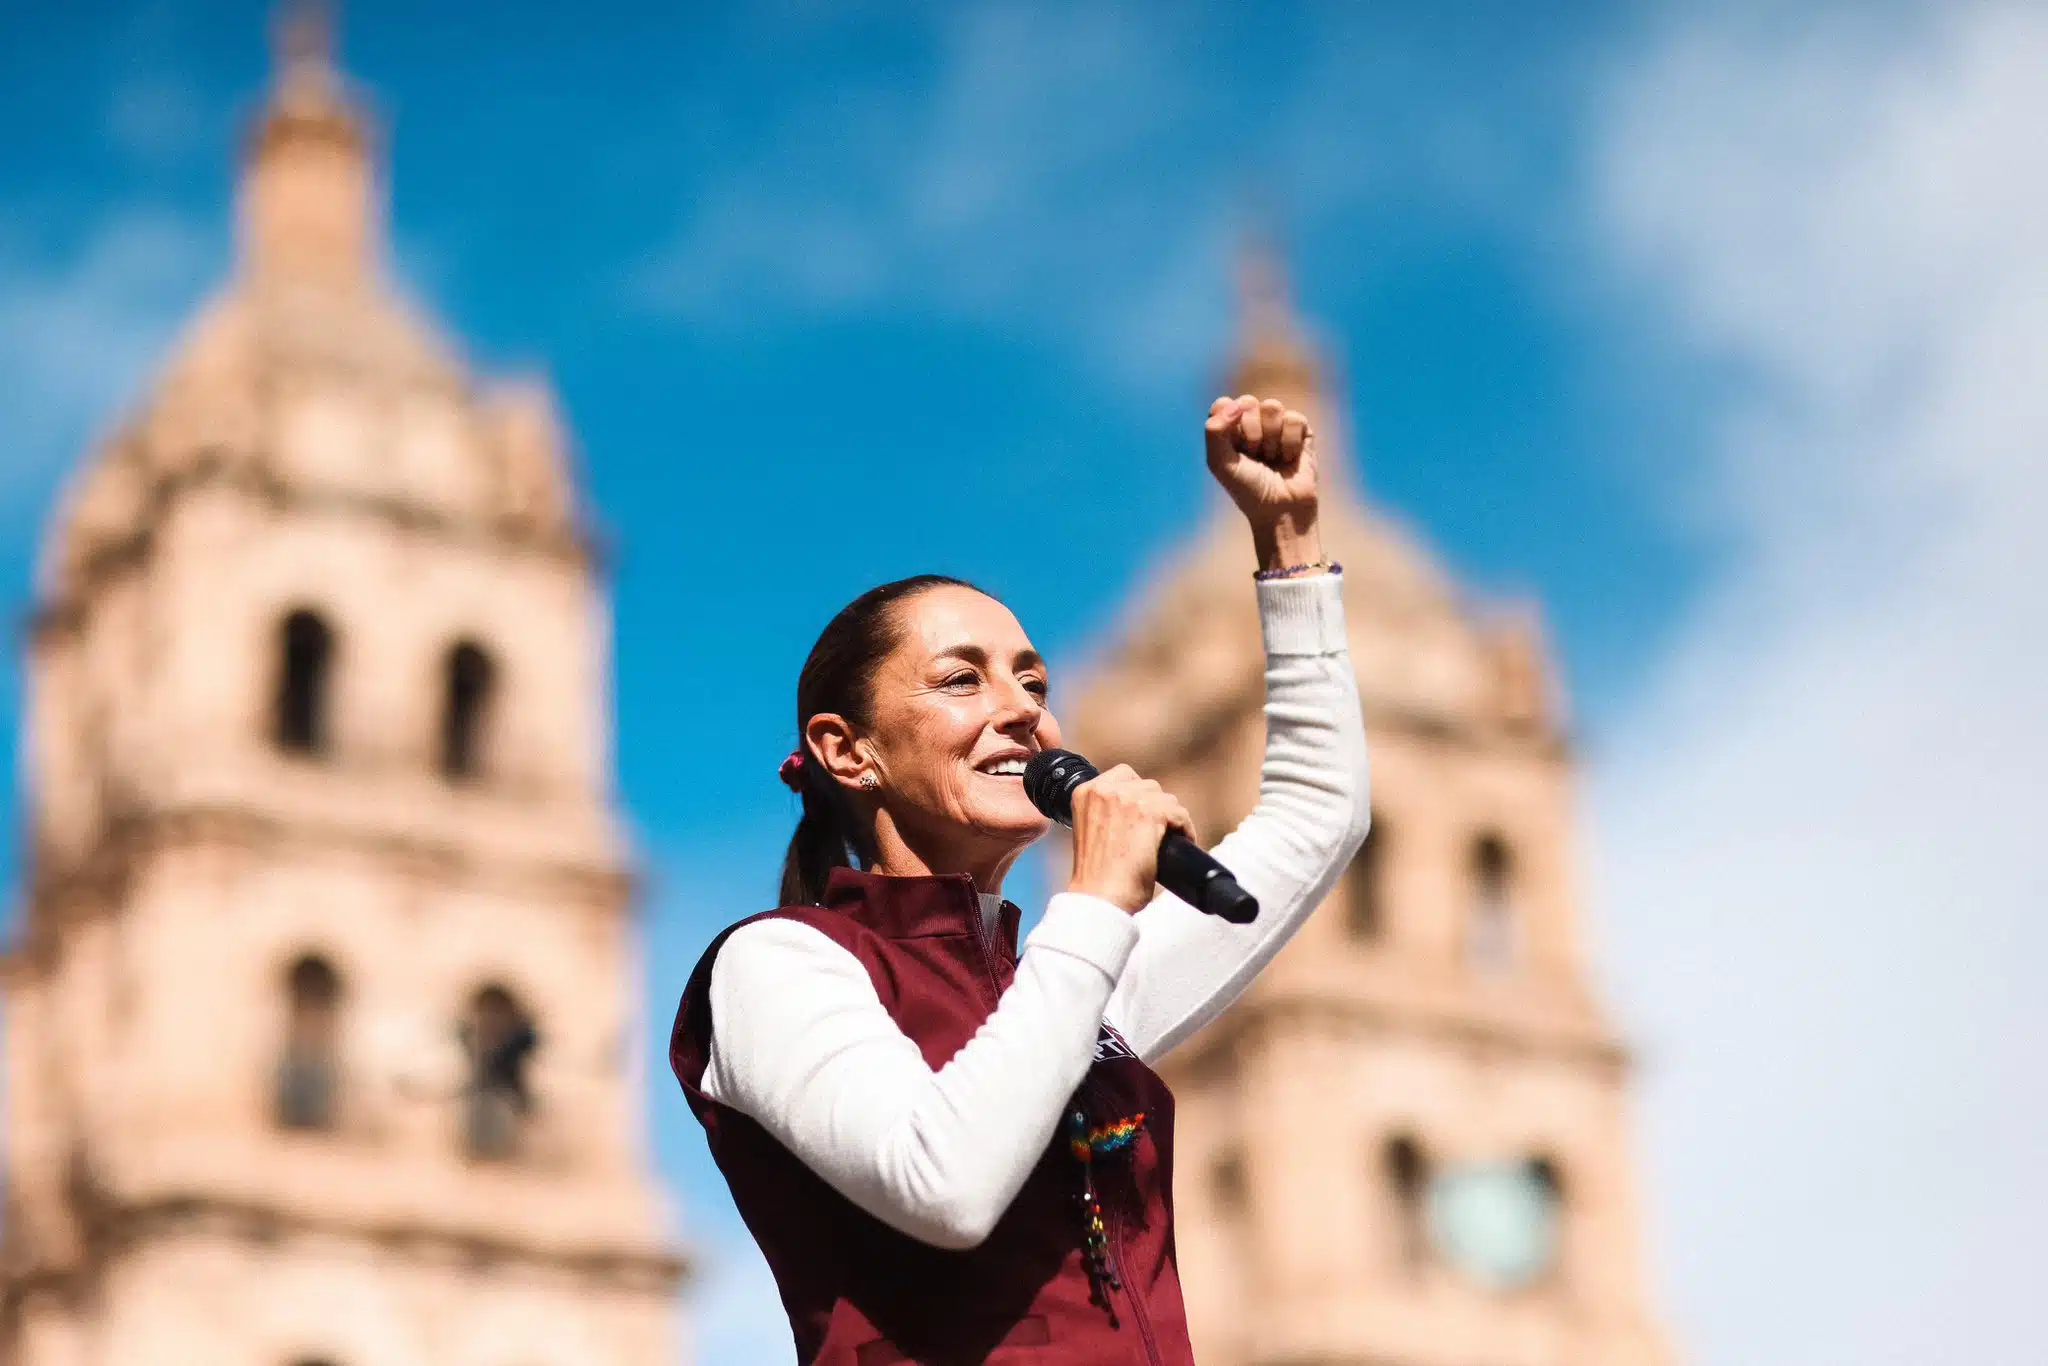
[0,13,685,1364]
[1065,251,1672,1366]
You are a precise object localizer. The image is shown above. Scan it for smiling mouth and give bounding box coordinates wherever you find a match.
[975,756,1031,778]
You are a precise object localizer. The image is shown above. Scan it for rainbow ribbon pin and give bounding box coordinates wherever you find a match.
[1070,1113,1146,1162]
[1069,1109,1146,1324]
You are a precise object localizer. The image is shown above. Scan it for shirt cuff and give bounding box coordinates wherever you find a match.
[1257,571,1350,656]
[1023,892,1140,981]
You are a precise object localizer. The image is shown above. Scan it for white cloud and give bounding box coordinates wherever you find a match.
[1585,3,2048,1363]
[630,2,1236,391]
[0,208,216,508]
[631,1,1567,395]
[629,2,1589,403]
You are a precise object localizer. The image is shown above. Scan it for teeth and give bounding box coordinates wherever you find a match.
[984,758,1028,776]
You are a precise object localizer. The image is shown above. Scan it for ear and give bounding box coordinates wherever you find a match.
[804,713,872,791]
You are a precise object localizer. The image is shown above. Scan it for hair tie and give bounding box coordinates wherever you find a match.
[778,749,806,793]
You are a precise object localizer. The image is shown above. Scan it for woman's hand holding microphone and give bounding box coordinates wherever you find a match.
[1065,764,1196,915]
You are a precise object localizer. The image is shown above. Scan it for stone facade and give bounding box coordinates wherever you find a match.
[0,17,685,1365]
[1065,255,1674,1366]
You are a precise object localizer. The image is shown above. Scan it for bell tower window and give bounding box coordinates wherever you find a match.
[1467,833,1518,972]
[1211,1146,1248,1219]
[275,609,335,755]
[463,984,538,1160]
[440,640,495,781]
[276,955,342,1132]
[1531,1155,1566,1284]
[1384,1133,1431,1272]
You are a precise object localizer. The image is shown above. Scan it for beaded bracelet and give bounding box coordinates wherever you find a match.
[1254,559,1342,581]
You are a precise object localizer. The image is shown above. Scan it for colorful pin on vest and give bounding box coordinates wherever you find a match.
[1069,1108,1146,1325]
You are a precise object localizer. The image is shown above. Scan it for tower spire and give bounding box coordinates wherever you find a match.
[238,1,377,290]
[274,1,339,103]
[1238,235,1289,342]
[1227,232,1350,490]
[1231,232,1317,397]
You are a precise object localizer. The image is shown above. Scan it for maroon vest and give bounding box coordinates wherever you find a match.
[670,867,1196,1366]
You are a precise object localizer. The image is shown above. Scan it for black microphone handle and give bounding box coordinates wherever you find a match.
[1154,831,1260,924]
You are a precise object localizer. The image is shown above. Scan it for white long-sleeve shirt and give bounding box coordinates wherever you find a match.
[702,572,1369,1249]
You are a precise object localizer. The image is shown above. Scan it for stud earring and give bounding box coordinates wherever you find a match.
[859,772,881,791]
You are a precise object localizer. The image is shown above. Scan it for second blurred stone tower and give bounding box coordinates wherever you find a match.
[1065,252,1672,1366]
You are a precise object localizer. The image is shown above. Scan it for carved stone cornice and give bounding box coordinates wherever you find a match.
[17,801,636,961]
[1172,988,1633,1082]
[32,457,602,641]
[107,1194,689,1291]
[1,1191,688,1309]
[1360,698,1573,763]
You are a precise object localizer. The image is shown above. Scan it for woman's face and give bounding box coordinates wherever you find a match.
[863,585,1063,861]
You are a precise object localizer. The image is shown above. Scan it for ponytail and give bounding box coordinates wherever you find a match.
[777,755,858,908]
[777,574,983,905]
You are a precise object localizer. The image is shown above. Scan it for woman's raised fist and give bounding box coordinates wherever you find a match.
[1204,395,1320,525]
[1205,394,1327,574]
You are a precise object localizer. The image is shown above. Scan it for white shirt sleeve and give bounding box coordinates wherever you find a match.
[700,892,1138,1250]
[1104,572,1372,1063]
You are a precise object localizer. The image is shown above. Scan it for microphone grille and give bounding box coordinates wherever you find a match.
[1023,748,1097,824]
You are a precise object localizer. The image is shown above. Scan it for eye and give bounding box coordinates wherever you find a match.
[942,670,980,691]
[1023,676,1050,701]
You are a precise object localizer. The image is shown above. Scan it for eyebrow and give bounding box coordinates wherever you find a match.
[932,643,1046,673]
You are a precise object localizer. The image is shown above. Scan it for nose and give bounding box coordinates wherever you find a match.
[991,676,1043,738]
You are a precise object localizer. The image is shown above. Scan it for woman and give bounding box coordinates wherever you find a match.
[670,395,1370,1366]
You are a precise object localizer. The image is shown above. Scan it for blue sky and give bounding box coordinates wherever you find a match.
[6,2,2046,1364]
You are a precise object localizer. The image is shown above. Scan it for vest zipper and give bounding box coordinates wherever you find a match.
[1109,1203,1164,1365]
[967,894,1007,1011]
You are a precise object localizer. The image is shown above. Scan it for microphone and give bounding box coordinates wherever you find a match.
[1024,749,1259,924]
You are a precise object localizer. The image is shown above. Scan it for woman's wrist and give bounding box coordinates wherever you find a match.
[1250,508,1326,576]
[1066,877,1150,917]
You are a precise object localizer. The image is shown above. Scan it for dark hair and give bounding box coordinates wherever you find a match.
[780,574,985,906]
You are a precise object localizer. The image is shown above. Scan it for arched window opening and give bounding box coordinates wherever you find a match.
[275,955,342,1132]
[1211,1147,1248,1219]
[462,984,538,1161]
[1530,1155,1566,1285]
[1467,833,1519,972]
[1384,1133,1431,1272]
[440,640,496,781]
[1346,813,1387,942]
[275,610,335,755]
